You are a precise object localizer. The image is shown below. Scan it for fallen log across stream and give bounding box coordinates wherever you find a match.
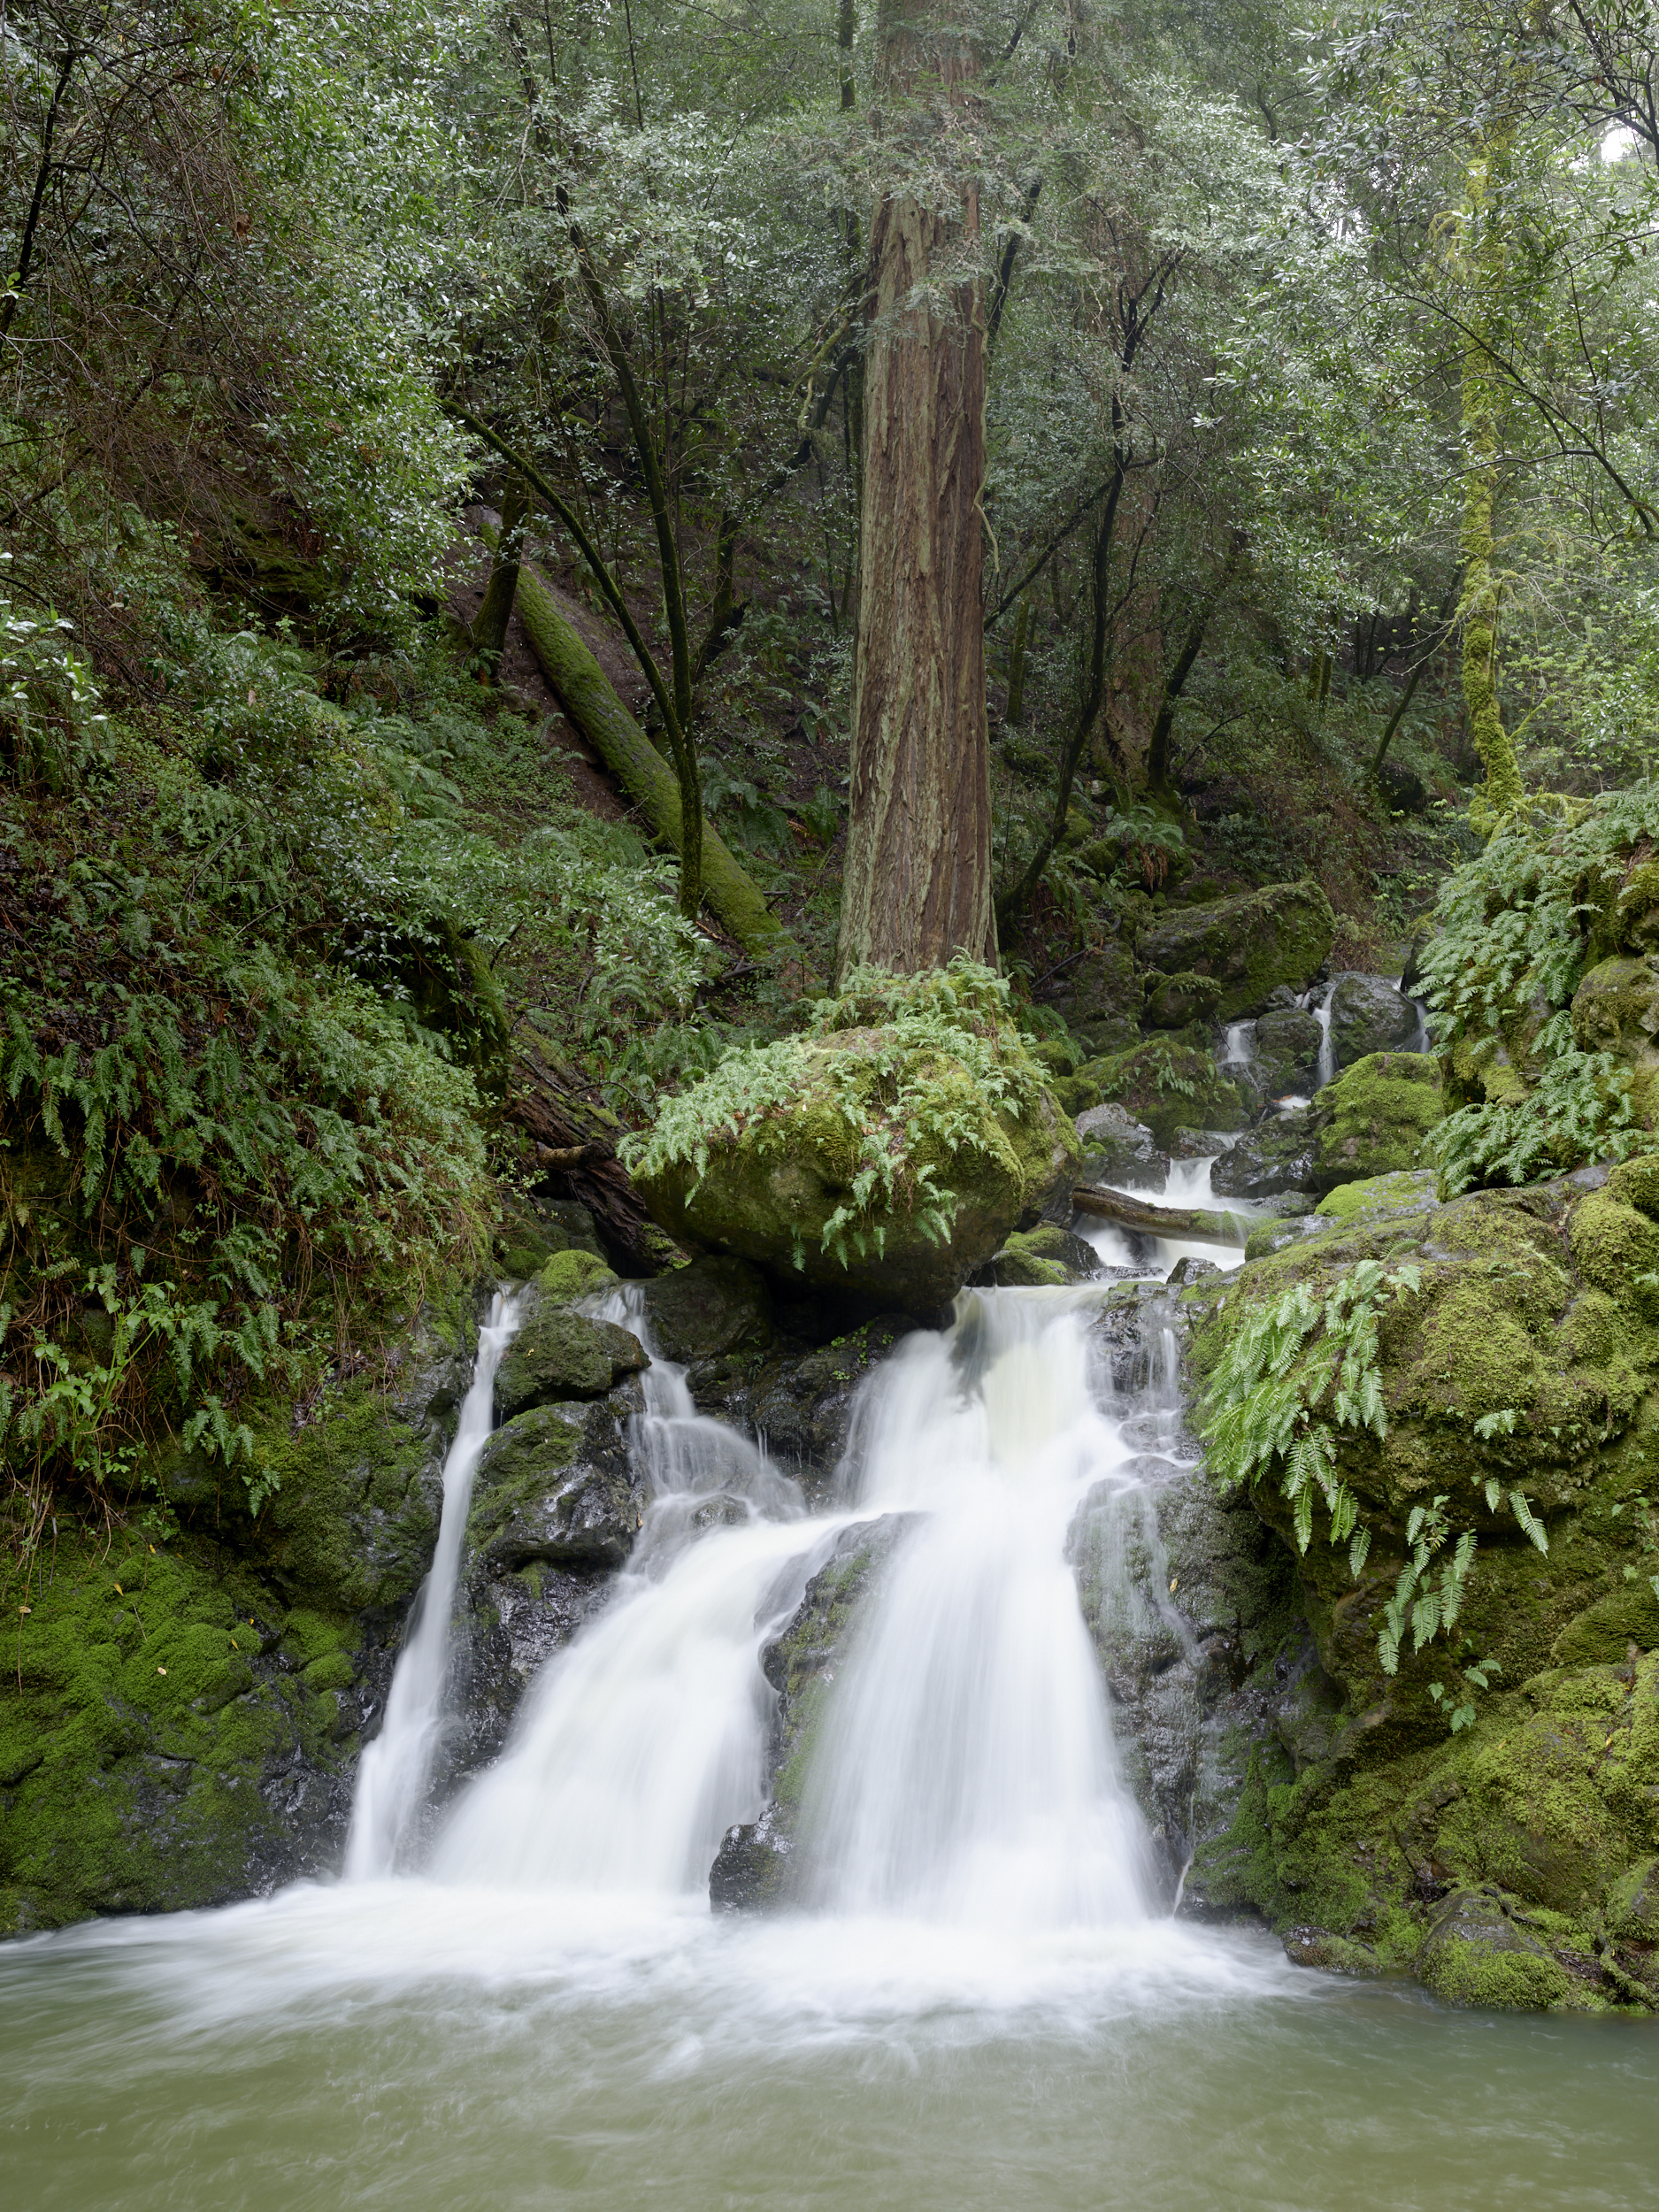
[1071,1183,1248,1247]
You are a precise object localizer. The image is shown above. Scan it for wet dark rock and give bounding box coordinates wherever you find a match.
[641,1255,773,1363]
[709,1516,916,1911]
[1252,1007,1324,1097]
[469,1386,646,1572]
[685,1317,913,1493]
[1075,1102,1170,1192]
[495,1294,648,1419]
[1210,1112,1319,1201]
[1326,972,1421,1071]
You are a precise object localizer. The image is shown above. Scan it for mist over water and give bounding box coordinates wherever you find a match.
[5,1267,1657,2208]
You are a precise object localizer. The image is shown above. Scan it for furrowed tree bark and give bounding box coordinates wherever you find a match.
[836,0,994,983]
[512,558,782,953]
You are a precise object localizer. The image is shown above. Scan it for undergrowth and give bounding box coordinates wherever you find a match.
[0,528,706,1573]
[1203,1257,1548,1715]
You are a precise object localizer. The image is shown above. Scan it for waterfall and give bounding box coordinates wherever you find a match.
[345,1290,523,1879]
[431,1291,824,1892]
[1311,979,1337,1088]
[1218,1020,1255,1071]
[797,1293,1156,1924]
[416,1280,1197,1934]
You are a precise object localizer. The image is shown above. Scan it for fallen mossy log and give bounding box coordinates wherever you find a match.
[512,559,783,954]
[1071,1182,1248,1247]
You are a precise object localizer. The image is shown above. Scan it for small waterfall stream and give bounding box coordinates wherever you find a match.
[345,1289,524,1879]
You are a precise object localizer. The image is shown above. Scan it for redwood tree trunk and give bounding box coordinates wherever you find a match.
[836,2,993,982]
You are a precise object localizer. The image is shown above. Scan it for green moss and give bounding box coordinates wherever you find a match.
[629,964,1079,1309]
[1313,1169,1440,1225]
[1313,1053,1445,1191]
[539,1248,621,1302]
[0,1532,357,1933]
[1083,1040,1248,1148]
[1138,878,1335,1020]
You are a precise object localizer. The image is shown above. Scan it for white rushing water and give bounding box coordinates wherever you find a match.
[344,1289,523,1879]
[430,1285,1156,1931]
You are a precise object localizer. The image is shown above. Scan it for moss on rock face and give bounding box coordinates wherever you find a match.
[1138,879,1335,1021]
[1080,1041,1248,1149]
[494,1294,647,1419]
[629,965,1079,1313]
[1311,1051,1445,1191]
[1570,955,1659,1124]
[1187,1160,1659,2009]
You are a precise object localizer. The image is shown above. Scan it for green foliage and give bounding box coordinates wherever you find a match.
[1420,786,1659,1188]
[622,959,1051,1267]
[1204,1258,1419,1573]
[1204,1252,1554,1703]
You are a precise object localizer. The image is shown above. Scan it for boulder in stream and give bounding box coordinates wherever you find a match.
[1310,1050,1446,1190]
[1325,971,1422,1071]
[1074,1102,1171,1191]
[628,966,1078,1314]
[1137,879,1335,1020]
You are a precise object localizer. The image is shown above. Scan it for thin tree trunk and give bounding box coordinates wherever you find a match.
[1459,146,1523,832]
[837,0,993,982]
[471,474,527,666]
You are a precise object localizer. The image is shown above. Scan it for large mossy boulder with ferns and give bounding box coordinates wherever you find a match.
[626,964,1079,1314]
[1064,1038,1249,1148]
[1137,877,1335,1020]
[1182,1158,1659,2011]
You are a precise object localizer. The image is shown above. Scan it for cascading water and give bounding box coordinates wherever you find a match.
[797,1293,1156,1924]
[344,1290,523,1879]
[1312,977,1337,1088]
[356,1276,1174,1932]
[432,1291,828,1893]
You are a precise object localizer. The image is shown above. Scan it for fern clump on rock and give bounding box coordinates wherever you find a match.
[623,961,1078,1311]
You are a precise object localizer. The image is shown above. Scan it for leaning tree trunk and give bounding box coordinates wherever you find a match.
[835,0,994,983]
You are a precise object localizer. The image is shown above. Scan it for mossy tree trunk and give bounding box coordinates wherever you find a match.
[470,472,526,669]
[836,0,994,983]
[1458,144,1525,832]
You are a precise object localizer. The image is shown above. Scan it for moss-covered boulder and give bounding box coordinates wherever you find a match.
[1183,1162,1659,2010]
[627,964,1078,1313]
[1310,1050,1445,1191]
[1076,1040,1248,1149]
[975,1224,1102,1287]
[1254,1004,1324,1096]
[467,1393,644,1572]
[1138,879,1335,1020]
[1038,940,1141,1056]
[494,1292,647,1419]
[494,1195,607,1283]
[1142,970,1225,1030]
[1571,953,1659,1123]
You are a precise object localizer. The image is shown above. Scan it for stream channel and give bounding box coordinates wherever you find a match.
[4,1159,1658,2208]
